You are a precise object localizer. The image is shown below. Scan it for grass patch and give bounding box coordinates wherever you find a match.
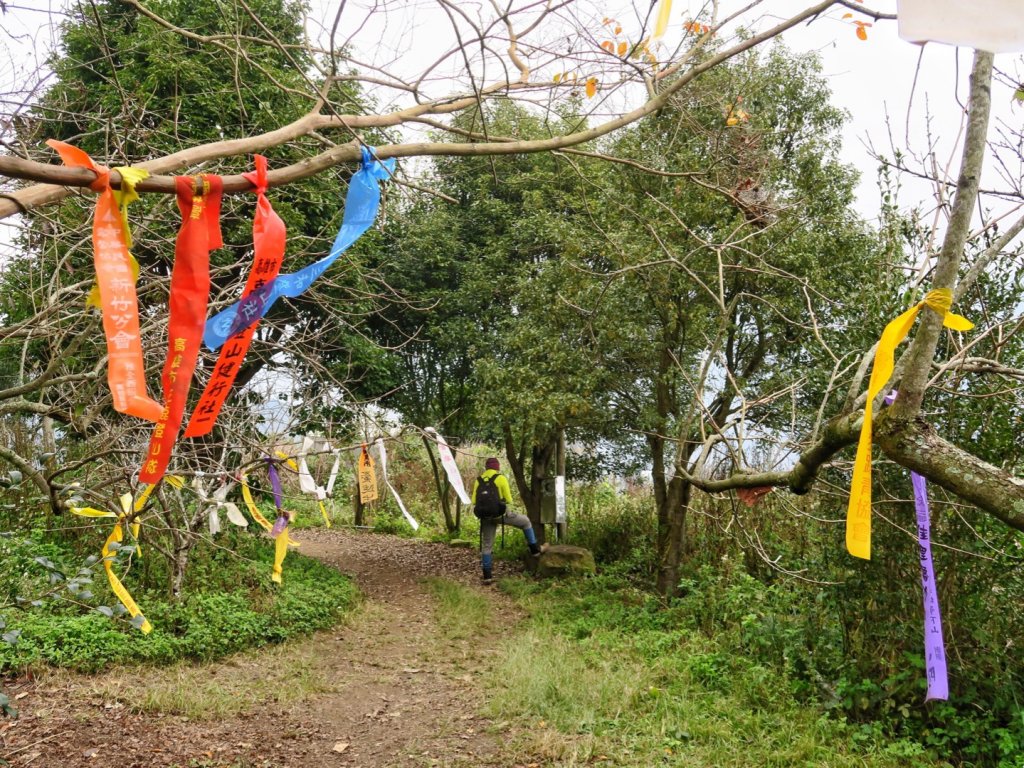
[81,639,335,719]
[489,576,948,768]
[425,578,492,641]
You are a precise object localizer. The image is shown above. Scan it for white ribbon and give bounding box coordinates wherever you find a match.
[374,437,419,530]
[193,476,248,533]
[325,449,341,496]
[424,427,470,505]
[296,436,341,499]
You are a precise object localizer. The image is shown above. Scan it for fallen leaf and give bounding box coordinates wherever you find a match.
[332,741,350,753]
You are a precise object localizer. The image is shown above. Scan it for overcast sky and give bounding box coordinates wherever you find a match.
[2,0,1022,227]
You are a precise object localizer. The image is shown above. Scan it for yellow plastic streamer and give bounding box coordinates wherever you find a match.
[847,288,973,560]
[240,474,274,532]
[274,450,300,472]
[76,493,152,633]
[318,499,331,528]
[86,167,149,309]
[654,0,672,37]
[130,483,154,560]
[271,527,300,584]
[271,529,290,584]
[70,506,117,518]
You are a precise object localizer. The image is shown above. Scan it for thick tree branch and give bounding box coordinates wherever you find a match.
[0,0,841,220]
[876,412,1024,532]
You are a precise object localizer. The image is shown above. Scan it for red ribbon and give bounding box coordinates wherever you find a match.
[139,176,222,483]
[185,155,285,438]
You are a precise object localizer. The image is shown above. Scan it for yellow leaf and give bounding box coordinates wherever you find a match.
[553,73,561,83]
[856,25,868,40]
[726,116,739,126]
[601,40,614,52]
[842,12,853,18]
[617,41,628,56]
[585,77,597,98]
[614,25,622,35]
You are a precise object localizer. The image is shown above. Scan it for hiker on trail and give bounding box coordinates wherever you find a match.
[473,457,544,583]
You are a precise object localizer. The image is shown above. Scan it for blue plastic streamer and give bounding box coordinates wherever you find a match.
[203,147,395,350]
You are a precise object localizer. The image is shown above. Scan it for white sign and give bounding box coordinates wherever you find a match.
[898,0,1024,53]
[555,475,566,524]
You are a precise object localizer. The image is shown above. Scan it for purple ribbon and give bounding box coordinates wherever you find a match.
[911,471,949,701]
[885,392,949,701]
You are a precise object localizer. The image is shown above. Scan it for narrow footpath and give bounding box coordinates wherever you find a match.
[0,529,529,768]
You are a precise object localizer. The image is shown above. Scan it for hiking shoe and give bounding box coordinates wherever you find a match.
[482,576,495,586]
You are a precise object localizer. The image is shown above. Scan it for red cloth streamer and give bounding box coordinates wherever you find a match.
[138,176,222,483]
[185,155,285,437]
[45,140,162,422]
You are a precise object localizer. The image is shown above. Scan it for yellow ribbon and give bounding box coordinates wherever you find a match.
[71,506,117,518]
[86,166,148,309]
[319,499,331,528]
[274,450,300,472]
[240,474,274,532]
[130,482,155,560]
[165,474,186,490]
[271,529,290,584]
[75,494,152,633]
[654,0,672,37]
[271,527,300,584]
[847,288,973,559]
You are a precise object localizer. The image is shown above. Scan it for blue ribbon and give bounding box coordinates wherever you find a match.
[203,146,395,350]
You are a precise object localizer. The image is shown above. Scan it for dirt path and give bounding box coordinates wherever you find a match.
[0,530,531,768]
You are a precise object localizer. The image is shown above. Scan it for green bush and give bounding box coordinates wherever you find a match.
[0,534,357,674]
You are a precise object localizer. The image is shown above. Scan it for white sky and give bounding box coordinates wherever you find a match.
[1,0,1022,227]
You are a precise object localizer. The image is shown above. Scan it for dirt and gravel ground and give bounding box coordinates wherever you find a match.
[0,529,535,768]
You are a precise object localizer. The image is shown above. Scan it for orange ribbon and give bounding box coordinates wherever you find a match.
[185,155,285,437]
[138,176,222,483]
[46,140,162,421]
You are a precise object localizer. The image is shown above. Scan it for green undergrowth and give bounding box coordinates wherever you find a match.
[425,577,492,641]
[490,573,948,768]
[0,533,358,674]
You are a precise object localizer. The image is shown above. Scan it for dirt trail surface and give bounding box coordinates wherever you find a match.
[0,530,531,768]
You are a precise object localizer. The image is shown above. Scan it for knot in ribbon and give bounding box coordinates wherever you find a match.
[922,287,974,331]
[243,154,270,195]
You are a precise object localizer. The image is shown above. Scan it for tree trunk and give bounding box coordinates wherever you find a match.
[353,474,365,526]
[655,477,691,598]
[503,426,557,546]
[421,433,457,532]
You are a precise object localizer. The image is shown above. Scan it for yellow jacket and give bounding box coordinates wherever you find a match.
[471,468,513,505]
